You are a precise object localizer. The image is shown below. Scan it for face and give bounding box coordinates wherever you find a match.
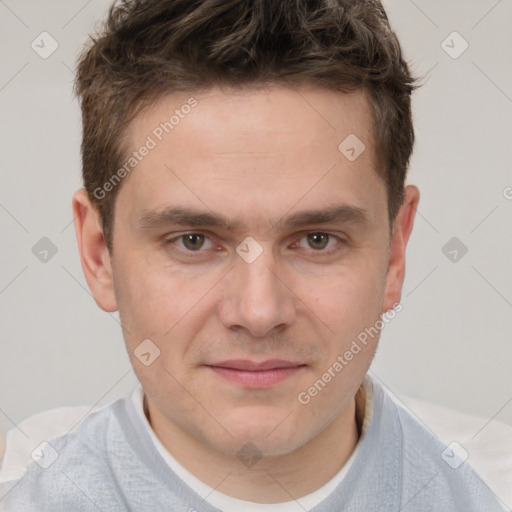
[76,85,417,458]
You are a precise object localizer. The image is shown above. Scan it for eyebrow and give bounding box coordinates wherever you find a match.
[137,204,369,232]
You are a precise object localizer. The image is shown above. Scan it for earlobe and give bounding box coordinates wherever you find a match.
[72,189,118,312]
[382,185,420,312]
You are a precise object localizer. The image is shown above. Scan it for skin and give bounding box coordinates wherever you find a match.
[73,84,419,503]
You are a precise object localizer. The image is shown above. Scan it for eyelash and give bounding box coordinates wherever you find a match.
[163,231,345,258]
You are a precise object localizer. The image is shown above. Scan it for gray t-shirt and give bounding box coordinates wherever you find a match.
[0,376,504,511]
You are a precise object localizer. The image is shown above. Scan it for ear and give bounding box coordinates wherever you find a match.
[72,189,118,312]
[382,185,420,312]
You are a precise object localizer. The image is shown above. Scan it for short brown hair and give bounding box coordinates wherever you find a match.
[74,0,419,252]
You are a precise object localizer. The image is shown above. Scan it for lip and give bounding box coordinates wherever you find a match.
[206,359,306,388]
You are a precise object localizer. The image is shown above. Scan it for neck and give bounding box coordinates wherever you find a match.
[145,386,365,503]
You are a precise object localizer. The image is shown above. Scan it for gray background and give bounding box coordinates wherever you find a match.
[0,0,511,444]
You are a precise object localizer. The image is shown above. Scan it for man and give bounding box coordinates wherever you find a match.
[0,0,505,510]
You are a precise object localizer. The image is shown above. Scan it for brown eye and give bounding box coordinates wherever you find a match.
[181,233,206,251]
[163,232,216,257]
[306,233,330,250]
[294,232,343,255]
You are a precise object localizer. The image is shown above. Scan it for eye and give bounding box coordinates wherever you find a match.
[295,232,341,252]
[167,233,215,252]
[164,231,344,257]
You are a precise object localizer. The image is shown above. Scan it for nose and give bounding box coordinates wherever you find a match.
[218,244,297,338]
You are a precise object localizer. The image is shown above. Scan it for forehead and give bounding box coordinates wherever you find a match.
[130,84,375,159]
[116,85,385,230]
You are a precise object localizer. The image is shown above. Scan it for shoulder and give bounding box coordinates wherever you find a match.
[0,399,127,479]
[370,377,507,511]
[0,399,132,511]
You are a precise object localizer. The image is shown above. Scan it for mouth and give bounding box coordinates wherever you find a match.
[205,359,307,388]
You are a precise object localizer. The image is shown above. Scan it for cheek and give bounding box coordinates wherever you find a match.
[114,253,215,338]
[294,267,385,416]
[300,259,387,338]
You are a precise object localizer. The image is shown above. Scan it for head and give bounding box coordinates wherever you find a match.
[73,0,420,458]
